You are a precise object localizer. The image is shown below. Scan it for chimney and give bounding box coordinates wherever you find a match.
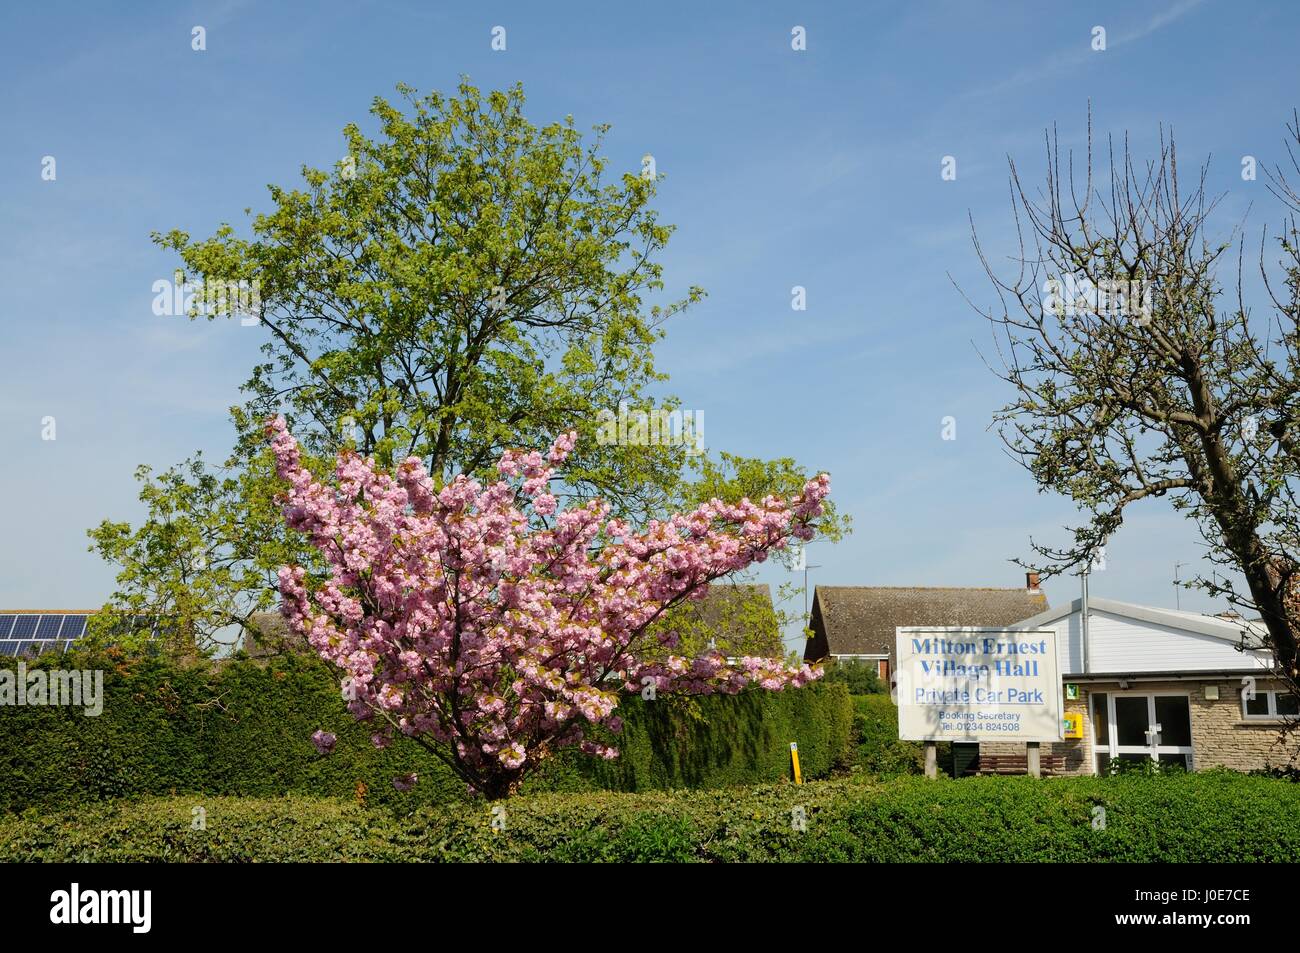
[1026,572,1041,592]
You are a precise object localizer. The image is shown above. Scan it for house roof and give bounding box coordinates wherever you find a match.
[805,585,1049,660]
[1010,596,1269,648]
[0,611,97,657]
[243,612,298,657]
[684,583,771,621]
[0,610,178,657]
[666,583,783,658]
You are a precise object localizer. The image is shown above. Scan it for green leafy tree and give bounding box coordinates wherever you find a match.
[87,436,325,654]
[822,661,885,696]
[90,81,845,652]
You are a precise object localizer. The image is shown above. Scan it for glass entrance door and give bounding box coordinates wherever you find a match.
[1091,692,1193,772]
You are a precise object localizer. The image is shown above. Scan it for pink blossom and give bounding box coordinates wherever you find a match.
[311,730,337,755]
[499,743,526,769]
[267,415,829,799]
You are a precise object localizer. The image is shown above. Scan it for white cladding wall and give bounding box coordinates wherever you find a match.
[1023,610,1272,676]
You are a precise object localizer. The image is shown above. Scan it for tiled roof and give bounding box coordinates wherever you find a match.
[667,583,783,658]
[804,585,1049,660]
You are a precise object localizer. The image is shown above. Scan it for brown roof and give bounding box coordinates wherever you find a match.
[803,585,1049,661]
[668,583,783,658]
[242,612,299,657]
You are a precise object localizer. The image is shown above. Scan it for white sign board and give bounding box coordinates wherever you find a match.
[895,627,1062,742]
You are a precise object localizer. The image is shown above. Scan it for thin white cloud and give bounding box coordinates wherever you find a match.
[958,0,1209,102]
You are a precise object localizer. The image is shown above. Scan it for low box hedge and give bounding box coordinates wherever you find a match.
[3,770,1297,862]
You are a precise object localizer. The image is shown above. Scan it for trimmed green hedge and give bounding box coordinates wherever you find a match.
[576,682,853,792]
[3,771,1297,862]
[851,694,927,776]
[848,693,966,777]
[0,653,852,813]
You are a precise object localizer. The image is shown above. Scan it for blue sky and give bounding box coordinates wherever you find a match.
[2,0,1298,650]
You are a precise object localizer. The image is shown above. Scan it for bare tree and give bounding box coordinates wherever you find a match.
[966,110,1300,726]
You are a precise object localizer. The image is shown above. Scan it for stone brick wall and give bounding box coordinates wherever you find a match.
[978,679,1296,775]
[1185,679,1295,771]
[1048,691,1091,774]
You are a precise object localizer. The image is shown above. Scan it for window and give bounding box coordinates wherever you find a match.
[1091,692,1109,745]
[1114,696,1150,747]
[1155,695,1193,747]
[1241,689,1300,720]
[834,654,889,679]
[1244,692,1271,717]
[1091,692,1194,772]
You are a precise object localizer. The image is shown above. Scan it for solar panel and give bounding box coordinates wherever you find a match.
[0,615,98,655]
[0,613,147,655]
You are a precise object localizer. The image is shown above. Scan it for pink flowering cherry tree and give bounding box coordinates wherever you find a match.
[268,416,829,799]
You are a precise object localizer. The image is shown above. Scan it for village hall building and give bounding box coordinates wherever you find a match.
[804,576,1298,774]
[1004,596,1294,774]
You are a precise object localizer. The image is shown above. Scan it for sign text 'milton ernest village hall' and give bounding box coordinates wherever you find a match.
[895,628,1063,742]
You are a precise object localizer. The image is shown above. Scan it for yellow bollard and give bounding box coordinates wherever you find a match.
[790,741,803,785]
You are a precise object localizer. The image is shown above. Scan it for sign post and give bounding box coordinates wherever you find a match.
[896,627,1063,776]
